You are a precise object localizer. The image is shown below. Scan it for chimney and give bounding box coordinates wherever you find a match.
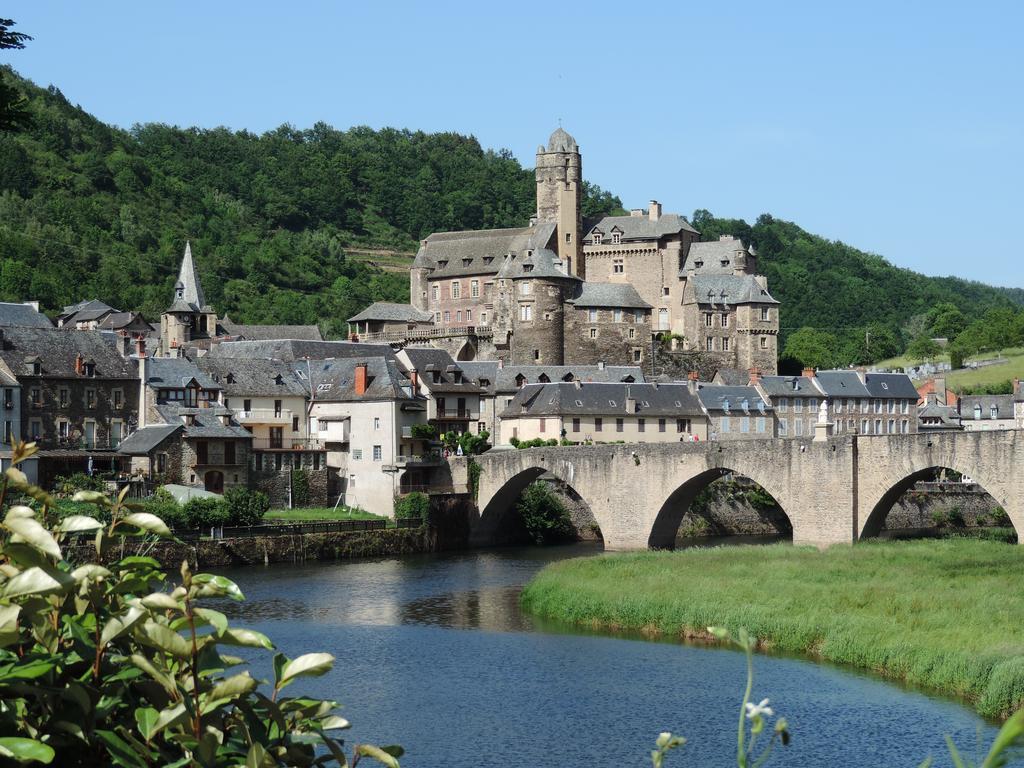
[409,368,419,392]
[0,329,5,350]
[597,360,605,371]
[802,367,815,379]
[75,353,84,376]
[748,367,762,384]
[626,396,636,413]
[648,200,661,222]
[135,337,146,358]
[26,301,39,312]
[574,379,582,390]
[630,208,644,218]
[934,376,947,404]
[497,358,504,369]
[687,370,699,394]
[354,362,368,396]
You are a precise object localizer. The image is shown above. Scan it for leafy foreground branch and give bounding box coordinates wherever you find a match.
[653,627,1024,768]
[0,441,401,767]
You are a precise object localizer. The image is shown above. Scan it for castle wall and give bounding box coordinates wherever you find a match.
[562,306,650,367]
[509,278,568,365]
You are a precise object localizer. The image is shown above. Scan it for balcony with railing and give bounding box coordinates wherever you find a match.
[392,452,443,467]
[250,437,325,452]
[432,408,475,420]
[357,325,493,343]
[235,408,294,425]
[33,435,124,451]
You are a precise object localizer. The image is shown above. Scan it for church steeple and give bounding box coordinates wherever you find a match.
[176,240,208,310]
[160,240,218,356]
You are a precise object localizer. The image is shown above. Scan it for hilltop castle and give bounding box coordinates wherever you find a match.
[352,128,779,374]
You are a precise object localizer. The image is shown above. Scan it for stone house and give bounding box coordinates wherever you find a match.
[457,360,645,437]
[696,383,775,441]
[129,355,252,493]
[307,356,430,517]
[498,381,707,445]
[400,127,780,375]
[0,366,21,475]
[750,370,825,438]
[0,327,139,486]
[346,302,434,339]
[917,402,963,432]
[957,394,1018,431]
[396,348,483,436]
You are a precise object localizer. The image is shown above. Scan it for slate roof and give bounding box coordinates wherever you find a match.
[713,367,752,386]
[568,282,651,309]
[400,348,481,394]
[116,424,182,455]
[697,384,772,414]
[204,339,397,362]
[680,237,749,275]
[154,404,253,439]
[347,302,433,324]
[144,357,220,391]
[583,213,698,243]
[96,312,153,332]
[501,382,704,419]
[309,356,413,403]
[691,275,778,306]
[756,375,826,398]
[217,321,323,341]
[862,373,919,400]
[495,248,576,281]
[172,242,212,312]
[545,127,577,153]
[196,357,309,397]
[412,222,557,274]
[917,403,963,431]
[958,395,1016,421]
[457,362,645,395]
[0,327,136,379]
[0,302,53,329]
[812,370,872,399]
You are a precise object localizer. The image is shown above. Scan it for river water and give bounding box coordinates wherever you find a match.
[219,542,1008,767]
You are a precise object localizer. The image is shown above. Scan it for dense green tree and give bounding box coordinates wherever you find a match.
[781,327,840,370]
[907,334,942,361]
[926,302,968,340]
[0,20,31,132]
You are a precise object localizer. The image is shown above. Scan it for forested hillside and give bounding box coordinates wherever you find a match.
[0,67,621,336]
[0,66,1021,359]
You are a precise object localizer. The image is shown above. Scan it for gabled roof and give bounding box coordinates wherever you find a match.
[495,248,576,281]
[680,236,749,275]
[691,275,778,306]
[204,339,396,362]
[217,321,323,342]
[958,395,1016,420]
[713,367,751,386]
[154,404,253,439]
[0,328,136,379]
[862,373,919,400]
[501,382,703,419]
[310,356,412,403]
[568,283,651,309]
[196,357,308,397]
[96,311,152,331]
[917,402,963,431]
[347,302,433,324]
[145,357,220,391]
[412,222,557,275]
[756,375,826,398]
[0,302,53,329]
[583,213,697,243]
[697,384,772,414]
[457,362,645,395]
[399,348,481,394]
[812,370,871,398]
[117,424,183,455]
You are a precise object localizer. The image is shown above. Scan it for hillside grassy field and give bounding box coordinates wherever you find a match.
[877,346,1024,390]
[520,539,1024,719]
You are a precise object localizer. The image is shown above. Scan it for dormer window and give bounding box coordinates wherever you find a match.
[226,373,235,384]
[483,256,493,265]
[575,399,583,407]
[990,405,999,419]
[31,361,40,376]
[974,405,982,420]
[515,374,526,388]
[723,399,731,413]
[694,260,704,268]
[83,362,95,377]
[611,232,621,245]
[274,374,284,385]
[608,400,617,407]
[539,374,550,383]
[462,258,471,267]
[593,233,603,245]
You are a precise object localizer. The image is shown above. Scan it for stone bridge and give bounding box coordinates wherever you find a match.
[450,430,1024,549]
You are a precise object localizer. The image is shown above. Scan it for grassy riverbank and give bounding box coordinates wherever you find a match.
[520,540,1024,718]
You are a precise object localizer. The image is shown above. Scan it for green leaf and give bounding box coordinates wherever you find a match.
[319,715,351,731]
[981,707,1024,767]
[207,672,257,704]
[1,566,73,599]
[279,653,334,688]
[356,743,401,767]
[141,592,180,611]
[70,564,111,583]
[193,607,227,635]
[273,652,287,687]
[95,729,147,768]
[150,702,188,736]
[0,737,55,764]
[245,742,267,768]
[0,657,56,680]
[4,505,35,521]
[141,620,191,658]
[135,707,158,741]
[0,604,20,648]
[219,628,274,649]
[130,654,177,696]
[4,516,62,559]
[58,515,104,533]
[192,574,244,601]
[100,606,146,646]
[121,513,171,538]
[4,468,29,490]
[72,490,108,504]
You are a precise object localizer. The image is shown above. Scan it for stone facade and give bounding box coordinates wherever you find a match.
[393,127,779,376]
[563,305,650,367]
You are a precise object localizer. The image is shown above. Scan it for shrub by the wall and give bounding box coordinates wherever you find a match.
[224,487,270,526]
[183,497,229,529]
[394,491,429,520]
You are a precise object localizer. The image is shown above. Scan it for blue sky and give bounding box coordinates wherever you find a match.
[4,1,1023,287]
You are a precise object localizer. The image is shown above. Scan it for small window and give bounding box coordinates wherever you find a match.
[575,399,583,407]
[374,416,380,430]
[612,232,621,245]
[761,307,770,321]
[658,418,666,432]
[721,313,729,328]
[533,349,540,361]
[373,445,382,461]
[616,418,624,432]
[595,418,603,432]
[608,400,617,407]
[704,313,713,327]
[760,336,768,349]
[519,304,532,322]
[451,281,461,299]
[593,234,603,245]
[588,308,598,322]
[444,310,451,323]
[590,328,597,339]
[613,259,624,274]
[432,285,439,302]
[456,310,462,322]
[722,338,730,352]
[705,337,714,352]
[638,418,645,433]
[353,448,363,460]
[614,309,622,323]
[471,280,479,298]
[633,348,642,363]
[663,287,670,297]
[572,417,580,432]
[628,328,635,339]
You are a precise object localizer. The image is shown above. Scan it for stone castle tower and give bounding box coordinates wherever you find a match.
[159,242,217,356]
[535,128,583,279]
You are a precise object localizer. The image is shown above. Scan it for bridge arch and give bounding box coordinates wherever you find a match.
[648,467,793,549]
[859,464,1019,540]
[471,461,602,547]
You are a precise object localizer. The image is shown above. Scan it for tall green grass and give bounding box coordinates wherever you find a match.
[520,540,1024,718]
